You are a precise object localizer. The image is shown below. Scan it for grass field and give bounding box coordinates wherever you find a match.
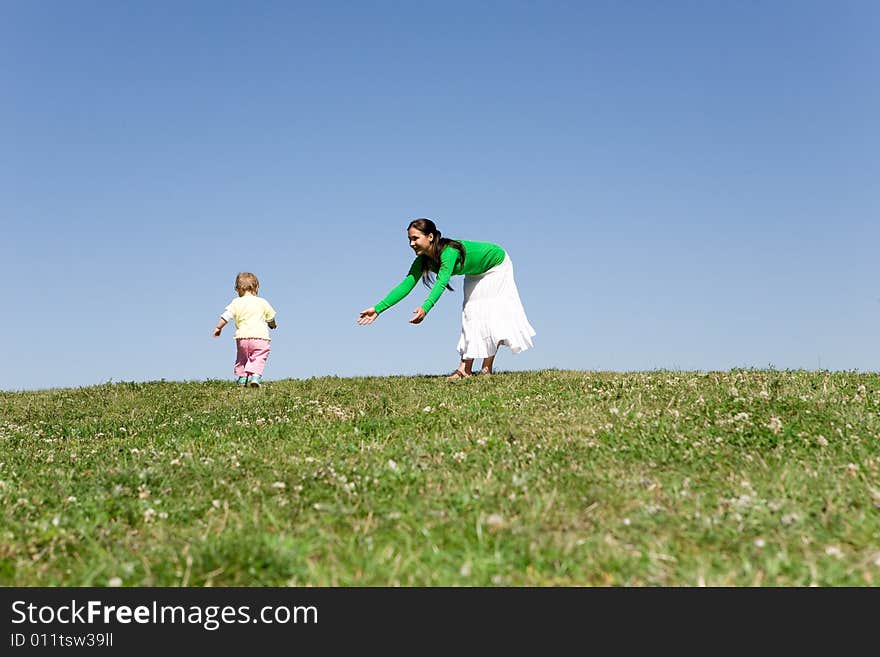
[2,369,878,586]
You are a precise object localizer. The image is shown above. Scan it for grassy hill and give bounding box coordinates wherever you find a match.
[2,369,878,586]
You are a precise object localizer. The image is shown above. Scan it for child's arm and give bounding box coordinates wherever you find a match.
[213,318,228,337]
[268,318,277,330]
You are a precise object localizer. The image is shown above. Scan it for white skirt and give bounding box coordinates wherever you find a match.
[456,254,536,359]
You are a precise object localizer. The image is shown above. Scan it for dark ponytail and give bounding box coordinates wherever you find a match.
[408,218,465,291]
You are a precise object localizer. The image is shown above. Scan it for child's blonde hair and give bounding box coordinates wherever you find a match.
[235,272,260,296]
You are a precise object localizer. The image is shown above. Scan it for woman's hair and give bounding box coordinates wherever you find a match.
[408,218,465,292]
[235,272,260,296]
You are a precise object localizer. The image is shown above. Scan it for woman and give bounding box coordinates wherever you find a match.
[358,218,535,379]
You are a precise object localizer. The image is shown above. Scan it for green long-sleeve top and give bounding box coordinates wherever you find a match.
[374,240,506,315]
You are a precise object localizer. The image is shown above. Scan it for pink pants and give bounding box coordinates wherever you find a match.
[234,338,271,377]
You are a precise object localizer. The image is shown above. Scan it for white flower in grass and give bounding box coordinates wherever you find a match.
[825,545,843,558]
[459,562,472,577]
[272,482,286,490]
[476,437,487,446]
[143,508,156,523]
[485,514,505,529]
[422,406,433,413]
[754,538,766,548]
[609,407,619,415]
[66,496,77,503]
[452,452,467,463]
[767,417,783,434]
[387,459,399,471]
[816,435,829,447]
[108,577,123,587]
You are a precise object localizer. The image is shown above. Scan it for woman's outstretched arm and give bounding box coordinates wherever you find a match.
[358,258,421,324]
[357,307,378,325]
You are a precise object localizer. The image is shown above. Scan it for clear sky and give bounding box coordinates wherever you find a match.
[3,1,878,391]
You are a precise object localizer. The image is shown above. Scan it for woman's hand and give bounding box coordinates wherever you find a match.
[357,307,379,325]
[409,307,426,324]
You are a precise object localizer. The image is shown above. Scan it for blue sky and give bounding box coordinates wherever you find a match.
[2,1,878,391]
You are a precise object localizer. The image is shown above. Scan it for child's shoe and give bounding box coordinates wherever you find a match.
[248,376,262,388]
[236,376,248,386]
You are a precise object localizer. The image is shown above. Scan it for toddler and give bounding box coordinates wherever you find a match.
[214,272,277,387]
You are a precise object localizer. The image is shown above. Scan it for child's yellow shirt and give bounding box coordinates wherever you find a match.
[221,295,276,340]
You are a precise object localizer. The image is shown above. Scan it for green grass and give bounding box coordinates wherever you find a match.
[2,369,879,586]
